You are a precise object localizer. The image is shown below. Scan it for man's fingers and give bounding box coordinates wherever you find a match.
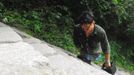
[104,62,111,67]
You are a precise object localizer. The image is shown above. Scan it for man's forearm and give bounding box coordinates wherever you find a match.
[105,53,111,67]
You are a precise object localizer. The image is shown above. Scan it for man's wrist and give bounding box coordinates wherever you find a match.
[105,60,110,64]
[104,53,111,66]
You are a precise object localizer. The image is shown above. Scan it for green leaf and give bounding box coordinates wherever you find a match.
[2,17,8,23]
[112,0,118,4]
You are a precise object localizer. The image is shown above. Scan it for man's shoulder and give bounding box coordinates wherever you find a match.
[95,24,106,34]
[74,24,81,28]
[74,24,81,30]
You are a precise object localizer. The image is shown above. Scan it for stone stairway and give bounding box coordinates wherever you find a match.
[0,22,130,75]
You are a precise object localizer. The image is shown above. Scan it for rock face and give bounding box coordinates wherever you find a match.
[0,42,49,75]
[0,22,131,75]
[0,27,22,43]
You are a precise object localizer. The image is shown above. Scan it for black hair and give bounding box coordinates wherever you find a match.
[78,11,94,24]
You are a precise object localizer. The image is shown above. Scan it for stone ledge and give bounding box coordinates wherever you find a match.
[0,27,22,43]
[0,42,52,75]
[48,54,110,75]
[0,22,9,27]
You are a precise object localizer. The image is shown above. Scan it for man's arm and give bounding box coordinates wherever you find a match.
[73,26,81,48]
[104,53,111,67]
[100,30,111,67]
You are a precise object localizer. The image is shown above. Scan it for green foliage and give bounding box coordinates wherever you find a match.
[0,2,5,19]
[110,41,121,61]
[125,1,134,40]
[40,8,78,54]
[110,41,134,71]
[1,9,43,34]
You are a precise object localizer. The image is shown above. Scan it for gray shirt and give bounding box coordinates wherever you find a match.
[73,24,110,55]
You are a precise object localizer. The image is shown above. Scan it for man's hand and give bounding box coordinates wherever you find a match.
[104,61,111,67]
[102,62,117,75]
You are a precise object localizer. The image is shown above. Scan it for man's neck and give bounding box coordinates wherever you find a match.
[85,23,95,37]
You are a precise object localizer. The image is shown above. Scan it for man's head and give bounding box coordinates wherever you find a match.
[78,11,94,24]
[79,11,95,37]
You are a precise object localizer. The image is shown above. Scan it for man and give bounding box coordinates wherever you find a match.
[73,11,111,67]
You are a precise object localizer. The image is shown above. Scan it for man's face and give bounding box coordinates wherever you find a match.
[81,22,93,32]
[81,21,95,37]
[82,23,89,31]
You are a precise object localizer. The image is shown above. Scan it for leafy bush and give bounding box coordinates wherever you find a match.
[0,2,5,19]
[110,41,134,71]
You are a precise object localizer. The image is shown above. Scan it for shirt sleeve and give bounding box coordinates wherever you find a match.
[100,30,110,54]
[73,26,81,48]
